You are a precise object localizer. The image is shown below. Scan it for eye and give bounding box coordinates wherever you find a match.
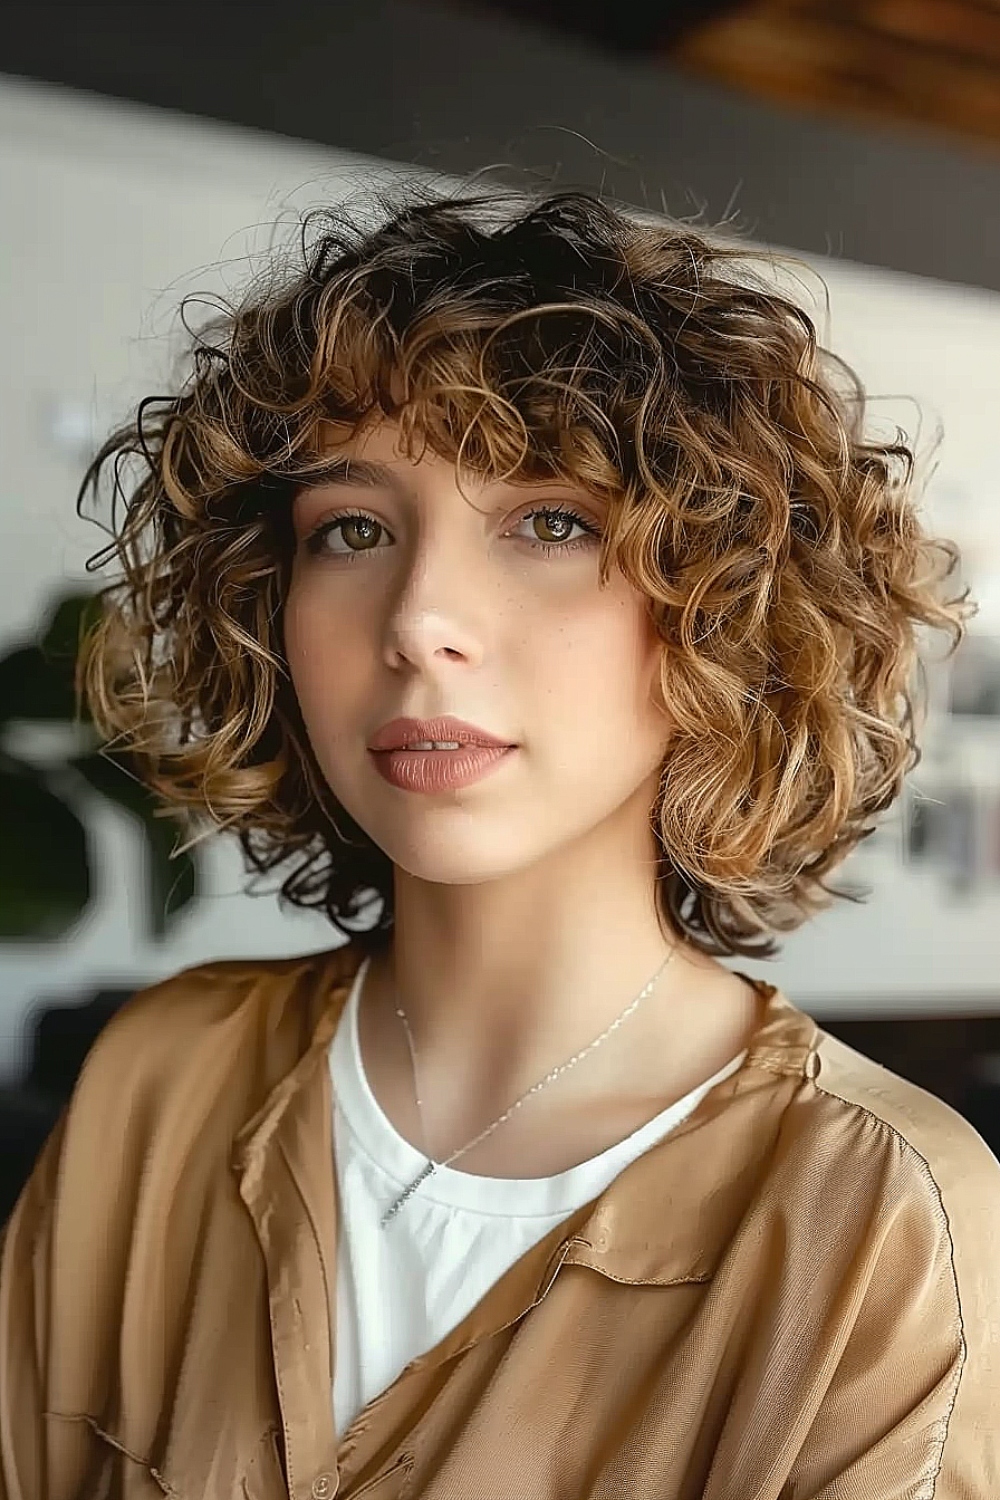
[304,512,383,558]
[302,504,602,562]
[518,505,599,552]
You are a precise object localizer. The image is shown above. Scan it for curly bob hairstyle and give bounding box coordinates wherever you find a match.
[75,181,975,962]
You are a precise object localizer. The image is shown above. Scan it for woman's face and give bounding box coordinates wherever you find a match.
[282,414,673,886]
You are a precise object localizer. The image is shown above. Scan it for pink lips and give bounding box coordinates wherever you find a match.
[369,743,516,794]
[367,714,518,794]
[367,715,514,752]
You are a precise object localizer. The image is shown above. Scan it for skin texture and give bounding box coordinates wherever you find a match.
[283,414,763,1175]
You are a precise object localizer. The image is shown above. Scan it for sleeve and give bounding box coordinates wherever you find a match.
[0,1107,69,1500]
[783,1125,1000,1499]
[0,960,258,1500]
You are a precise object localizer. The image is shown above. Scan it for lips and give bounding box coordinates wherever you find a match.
[371,742,515,794]
[368,715,514,752]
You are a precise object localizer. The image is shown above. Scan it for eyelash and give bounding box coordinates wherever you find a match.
[302,504,601,564]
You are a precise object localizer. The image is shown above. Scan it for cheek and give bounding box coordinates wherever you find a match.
[281,575,311,662]
[282,595,320,704]
[541,607,667,745]
[577,602,662,700]
[282,589,358,729]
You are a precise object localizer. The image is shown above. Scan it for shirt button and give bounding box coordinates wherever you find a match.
[311,1475,335,1499]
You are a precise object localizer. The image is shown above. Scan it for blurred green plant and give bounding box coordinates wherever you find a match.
[0,588,200,941]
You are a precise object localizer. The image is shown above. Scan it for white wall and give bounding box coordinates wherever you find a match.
[1,74,999,1081]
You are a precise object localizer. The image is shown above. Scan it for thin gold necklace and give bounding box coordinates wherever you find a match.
[379,943,680,1228]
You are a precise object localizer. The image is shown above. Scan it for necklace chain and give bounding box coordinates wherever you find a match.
[379,943,679,1228]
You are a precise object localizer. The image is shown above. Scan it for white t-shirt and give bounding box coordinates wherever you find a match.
[330,953,748,1438]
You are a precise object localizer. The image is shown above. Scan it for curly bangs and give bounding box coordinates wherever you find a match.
[74,181,975,961]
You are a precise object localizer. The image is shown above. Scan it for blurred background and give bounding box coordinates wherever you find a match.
[2,0,1000,1219]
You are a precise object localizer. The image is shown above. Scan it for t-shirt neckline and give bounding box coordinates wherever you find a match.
[330,952,748,1218]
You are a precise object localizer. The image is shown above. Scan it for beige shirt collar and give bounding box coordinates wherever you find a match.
[223,944,820,1493]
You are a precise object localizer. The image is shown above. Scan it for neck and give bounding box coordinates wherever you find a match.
[362,811,746,1132]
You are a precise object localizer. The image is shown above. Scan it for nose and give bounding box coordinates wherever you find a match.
[381,541,490,670]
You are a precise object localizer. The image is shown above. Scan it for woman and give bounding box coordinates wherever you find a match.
[1,183,997,1499]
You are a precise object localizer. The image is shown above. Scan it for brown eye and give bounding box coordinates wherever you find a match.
[529,510,577,544]
[303,503,600,564]
[304,513,384,556]
[340,516,382,550]
[513,505,600,554]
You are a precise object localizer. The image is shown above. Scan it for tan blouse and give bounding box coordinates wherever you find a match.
[2,939,999,1499]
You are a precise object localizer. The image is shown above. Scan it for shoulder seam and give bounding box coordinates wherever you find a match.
[812,1077,966,1497]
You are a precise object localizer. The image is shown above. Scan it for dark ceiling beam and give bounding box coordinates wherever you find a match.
[3,0,1000,294]
[459,0,744,51]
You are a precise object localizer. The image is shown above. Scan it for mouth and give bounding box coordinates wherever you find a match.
[368,741,516,755]
[368,741,517,793]
[367,716,515,753]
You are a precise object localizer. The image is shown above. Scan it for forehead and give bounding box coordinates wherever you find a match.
[313,416,463,486]
[298,415,581,500]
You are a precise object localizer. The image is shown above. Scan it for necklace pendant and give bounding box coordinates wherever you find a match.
[380,1157,437,1228]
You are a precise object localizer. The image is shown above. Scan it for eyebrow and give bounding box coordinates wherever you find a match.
[288,457,604,520]
[292,458,410,498]
[290,458,584,503]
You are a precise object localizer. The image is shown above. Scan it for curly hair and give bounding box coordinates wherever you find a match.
[74,180,975,962]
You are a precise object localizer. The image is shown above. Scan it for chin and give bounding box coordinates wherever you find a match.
[370,824,548,887]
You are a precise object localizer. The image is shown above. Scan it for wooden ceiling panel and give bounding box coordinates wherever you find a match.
[461,0,1000,152]
[669,0,1000,152]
